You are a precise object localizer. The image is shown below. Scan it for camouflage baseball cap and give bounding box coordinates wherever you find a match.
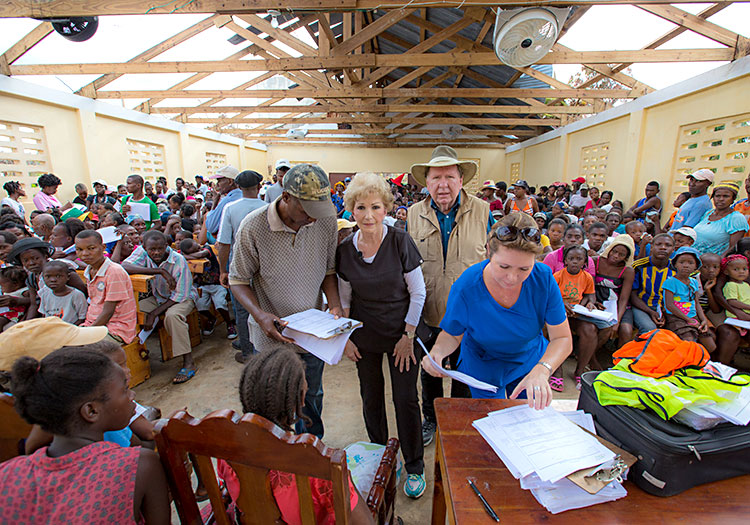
[282,164,335,219]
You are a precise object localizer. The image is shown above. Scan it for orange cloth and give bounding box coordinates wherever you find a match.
[734,198,750,237]
[612,328,710,377]
[554,268,594,305]
[664,209,678,230]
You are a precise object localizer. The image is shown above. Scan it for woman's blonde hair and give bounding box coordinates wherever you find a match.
[487,212,544,256]
[343,173,395,212]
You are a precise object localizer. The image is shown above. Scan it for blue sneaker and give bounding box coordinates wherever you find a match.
[404,473,426,499]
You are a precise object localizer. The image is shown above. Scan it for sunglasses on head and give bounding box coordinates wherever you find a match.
[492,225,541,243]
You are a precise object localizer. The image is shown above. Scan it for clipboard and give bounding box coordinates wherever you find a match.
[566,428,637,494]
[281,309,362,340]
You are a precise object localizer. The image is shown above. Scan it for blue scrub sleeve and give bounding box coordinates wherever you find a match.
[440,282,469,337]
[543,267,567,326]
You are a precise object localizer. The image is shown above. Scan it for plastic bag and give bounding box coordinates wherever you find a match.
[344,441,402,496]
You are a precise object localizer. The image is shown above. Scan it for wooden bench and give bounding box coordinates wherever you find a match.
[157,308,202,362]
[0,393,32,462]
[186,258,208,274]
[76,270,156,385]
[123,339,150,388]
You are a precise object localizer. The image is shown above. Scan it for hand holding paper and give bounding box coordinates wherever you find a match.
[417,338,498,392]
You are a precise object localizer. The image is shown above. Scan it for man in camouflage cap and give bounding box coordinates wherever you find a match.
[229,163,341,439]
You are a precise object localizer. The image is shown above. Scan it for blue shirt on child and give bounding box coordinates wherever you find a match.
[662,276,700,318]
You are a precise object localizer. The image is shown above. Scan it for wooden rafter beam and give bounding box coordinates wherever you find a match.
[2,1,745,18]
[332,8,417,56]
[11,48,736,77]
[76,15,218,96]
[151,104,595,115]
[251,136,511,144]
[187,116,562,125]
[220,18,336,89]
[561,2,730,98]
[0,21,52,73]
[98,87,634,99]
[235,128,538,137]
[356,15,477,87]
[316,13,336,57]
[637,3,744,47]
[235,14,318,56]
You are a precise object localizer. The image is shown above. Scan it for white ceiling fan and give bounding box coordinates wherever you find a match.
[493,7,570,68]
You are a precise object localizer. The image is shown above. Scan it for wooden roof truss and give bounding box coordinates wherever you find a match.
[1,1,748,147]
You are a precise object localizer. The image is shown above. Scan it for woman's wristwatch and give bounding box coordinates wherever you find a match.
[403,330,416,339]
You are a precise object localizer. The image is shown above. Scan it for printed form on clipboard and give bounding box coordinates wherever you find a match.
[280,309,362,365]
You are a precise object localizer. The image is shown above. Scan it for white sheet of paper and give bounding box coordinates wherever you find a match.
[417,337,498,392]
[282,309,361,339]
[281,326,356,365]
[572,299,617,323]
[138,325,156,345]
[426,351,499,392]
[703,360,739,381]
[97,226,122,244]
[484,406,615,483]
[704,386,750,425]
[126,202,152,220]
[520,411,598,489]
[725,318,750,330]
[531,477,627,514]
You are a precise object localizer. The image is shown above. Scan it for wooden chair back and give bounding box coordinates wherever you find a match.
[155,410,352,525]
[0,393,32,462]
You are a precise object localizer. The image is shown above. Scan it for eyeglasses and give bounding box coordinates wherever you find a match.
[492,225,541,243]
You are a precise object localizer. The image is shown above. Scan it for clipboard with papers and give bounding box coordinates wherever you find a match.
[281,309,362,339]
[473,405,635,513]
[280,309,362,365]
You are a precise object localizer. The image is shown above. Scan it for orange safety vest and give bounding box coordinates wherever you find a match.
[612,329,709,378]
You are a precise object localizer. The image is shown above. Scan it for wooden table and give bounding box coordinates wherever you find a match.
[186,258,208,274]
[432,398,750,524]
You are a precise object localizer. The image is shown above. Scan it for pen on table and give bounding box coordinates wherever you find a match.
[467,478,500,522]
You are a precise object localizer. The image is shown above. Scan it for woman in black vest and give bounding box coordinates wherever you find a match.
[336,172,427,499]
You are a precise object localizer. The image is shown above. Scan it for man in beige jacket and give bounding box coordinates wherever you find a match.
[407,145,492,446]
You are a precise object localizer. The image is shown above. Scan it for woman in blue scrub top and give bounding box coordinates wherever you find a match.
[421,212,573,409]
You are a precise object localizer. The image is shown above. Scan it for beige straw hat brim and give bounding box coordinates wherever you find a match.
[410,156,478,186]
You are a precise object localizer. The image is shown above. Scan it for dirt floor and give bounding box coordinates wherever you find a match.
[133,326,594,524]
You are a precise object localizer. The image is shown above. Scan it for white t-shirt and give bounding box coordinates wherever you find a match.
[38,286,88,324]
[1,197,25,219]
[569,194,591,209]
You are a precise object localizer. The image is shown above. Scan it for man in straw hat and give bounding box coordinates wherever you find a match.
[407,145,493,446]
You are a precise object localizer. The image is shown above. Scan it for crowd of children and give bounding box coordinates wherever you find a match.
[2,166,750,522]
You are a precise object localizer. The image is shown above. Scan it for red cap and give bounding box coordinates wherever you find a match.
[572,177,586,184]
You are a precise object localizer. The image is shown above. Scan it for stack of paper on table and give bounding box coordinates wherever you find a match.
[473,406,627,514]
[281,309,362,365]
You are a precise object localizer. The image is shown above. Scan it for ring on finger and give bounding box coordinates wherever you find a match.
[533,385,541,391]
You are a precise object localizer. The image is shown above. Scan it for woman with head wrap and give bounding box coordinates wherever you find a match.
[692,181,749,256]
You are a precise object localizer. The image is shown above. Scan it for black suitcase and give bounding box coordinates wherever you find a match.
[577,370,750,496]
